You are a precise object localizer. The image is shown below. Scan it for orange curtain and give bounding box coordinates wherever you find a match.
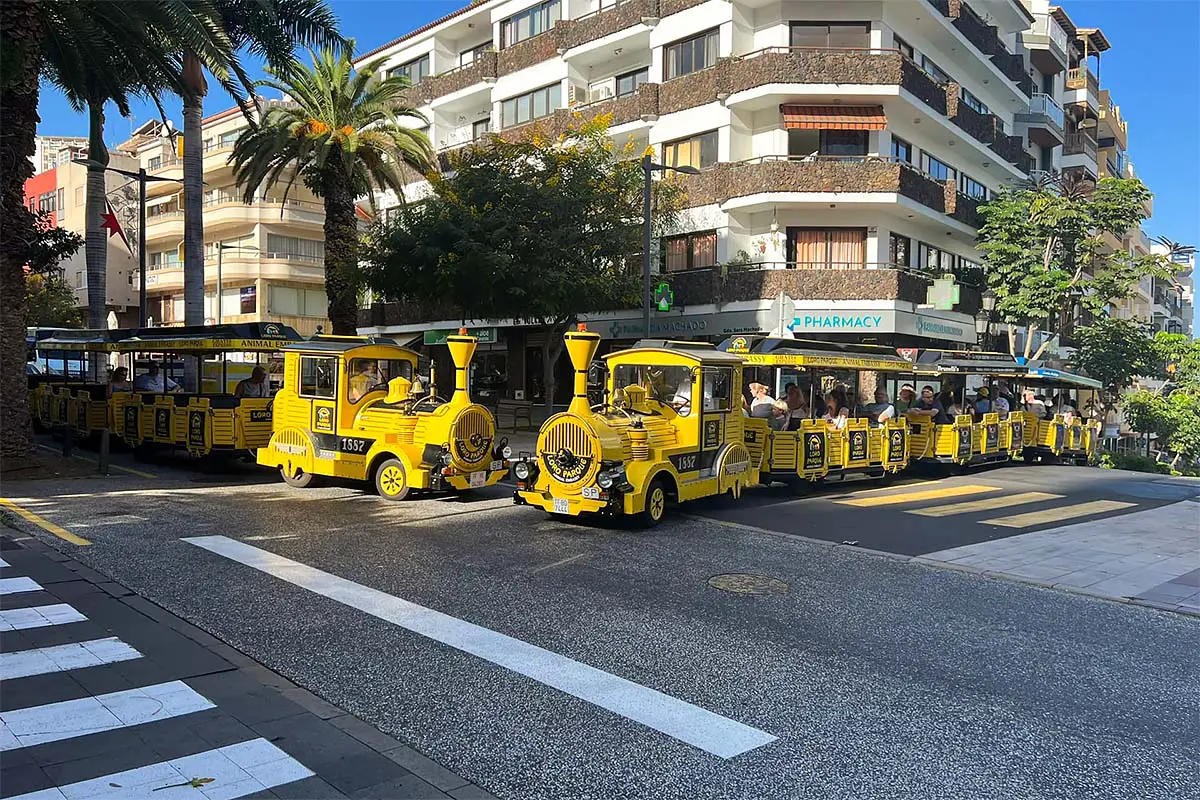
[793,230,826,269]
[828,229,866,269]
[665,237,689,271]
[691,233,717,268]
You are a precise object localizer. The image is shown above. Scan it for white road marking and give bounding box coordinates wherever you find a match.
[527,553,587,574]
[0,557,9,568]
[242,534,300,541]
[0,603,88,632]
[0,680,215,750]
[7,737,313,800]
[0,576,43,595]
[1,637,142,680]
[185,535,777,759]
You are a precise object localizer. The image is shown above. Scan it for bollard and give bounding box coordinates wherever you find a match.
[98,429,111,476]
[61,424,74,458]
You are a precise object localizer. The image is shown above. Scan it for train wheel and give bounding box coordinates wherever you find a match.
[374,458,410,501]
[280,466,316,488]
[639,478,668,528]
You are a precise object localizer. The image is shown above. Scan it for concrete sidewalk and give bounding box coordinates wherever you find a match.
[0,533,495,800]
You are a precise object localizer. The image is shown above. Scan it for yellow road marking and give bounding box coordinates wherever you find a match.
[0,498,91,546]
[35,444,157,479]
[835,484,1000,508]
[907,491,1064,517]
[982,500,1136,529]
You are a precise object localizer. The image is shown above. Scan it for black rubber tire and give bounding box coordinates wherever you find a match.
[280,466,316,488]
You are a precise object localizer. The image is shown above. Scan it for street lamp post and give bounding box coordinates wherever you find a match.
[975,288,997,349]
[215,243,261,324]
[72,159,185,327]
[641,155,700,338]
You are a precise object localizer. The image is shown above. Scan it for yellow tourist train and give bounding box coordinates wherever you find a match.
[510,330,1103,525]
[1020,367,1104,465]
[258,329,507,498]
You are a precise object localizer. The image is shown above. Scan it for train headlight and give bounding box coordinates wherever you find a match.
[502,445,513,460]
[438,448,453,467]
[596,471,615,489]
[513,461,534,481]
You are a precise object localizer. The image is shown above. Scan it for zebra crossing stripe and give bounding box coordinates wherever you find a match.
[0,576,43,595]
[0,557,9,568]
[0,680,215,751]
[7,737,314,800]
[835,484,1000,507]
[982,500,1137,529]
[0,603,87,632]
[1,637,142,680]
[907,491,1064,517]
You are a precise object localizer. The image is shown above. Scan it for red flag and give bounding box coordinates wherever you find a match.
[101,201,132,254]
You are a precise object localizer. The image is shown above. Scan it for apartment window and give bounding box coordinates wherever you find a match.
[890,233,911,267]
[266,234,324,261]
[74,271,84,289]
[789,22,870,49]
[37,192,56,213]
[890,135,913,164]
[957,257,984,288]
[917,241,953,272]
[893,34,914,59]
[616,67,649,97]
[460,41,492,66]
[149,249,182,269]
[472,118,491,140]
[240,286,257,315]
[148,155,162,170]
[299,356,337,399]
[788,129,868,159]
[203,137,214,152]
[269,285,328,317]
[391,54,430,85]
[790,228,867,270]
[921,153,956,182]
[501,83,562,127]
[958,173,987,200]
[219,129,242,148]
[75,187,84,206]
[56,189,65,214]
[662,230,718,272]
[961,87,990,116]
[664,28,719,80]
[662,130,718,170]
[921,55,950,84]
[500,0,561,49]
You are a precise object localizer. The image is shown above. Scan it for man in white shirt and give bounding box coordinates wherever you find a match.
[1022,390,1047,418]
[864,389,895,426]
[133,363,179,393]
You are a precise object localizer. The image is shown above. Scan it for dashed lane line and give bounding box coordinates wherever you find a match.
[907,491,1064,517]
[184,535,777,759]
[0,498,91,546]
[834,484,1001,508]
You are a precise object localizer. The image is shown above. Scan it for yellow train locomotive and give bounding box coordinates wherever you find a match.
[259,329,508,499]
[512,327,757,525]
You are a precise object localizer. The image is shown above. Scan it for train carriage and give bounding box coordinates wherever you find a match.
[1021,367,1103,464]
[717,336,914,486]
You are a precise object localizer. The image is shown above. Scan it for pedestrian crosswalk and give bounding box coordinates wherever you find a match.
[0,559,316,799]
[835,483,1139,530]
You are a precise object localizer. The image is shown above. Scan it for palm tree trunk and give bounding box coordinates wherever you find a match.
[85,101,109,335]
[0,0,45,459]
[321,169,359,335]
[182,51,207,332]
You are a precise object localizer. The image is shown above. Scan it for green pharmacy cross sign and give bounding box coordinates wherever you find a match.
[926,274,961,311]
[654,282,674,312]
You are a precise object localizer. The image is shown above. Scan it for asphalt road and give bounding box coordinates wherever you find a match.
[3,454,1198,800]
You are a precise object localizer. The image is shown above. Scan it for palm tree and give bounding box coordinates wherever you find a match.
[0,0,240,458]
[231,47,433,334]
[178,0,343,330]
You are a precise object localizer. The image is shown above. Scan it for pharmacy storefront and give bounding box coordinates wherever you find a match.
[789,307,975,345]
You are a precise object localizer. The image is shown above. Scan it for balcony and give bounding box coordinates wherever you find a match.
[1025,13,1069,74]
[498,82,659,142]
[990,48,1033,96]
[722,48,947,115]
[1098,90,1128,149]
[419,50,497,105]
[948,190,983,229]
[560,0,658,52]
[675,156,949,214]
[1015,93,1065,147]
[947,83,997,145]
[989,126,1034,173]
[950,1,999,57]
[1065,66,1099,111]
[1064,132,1098,162]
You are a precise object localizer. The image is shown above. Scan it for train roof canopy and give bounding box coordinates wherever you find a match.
[280,335,416,356]
[717,335,914,372]
[117,322,303,353]
[37,328,136,352]
[1023,366,1103,389]
[607,339,746,366]
[912,349,1025,376]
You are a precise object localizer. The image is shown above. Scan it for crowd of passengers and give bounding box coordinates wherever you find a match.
[101,364,271,399]
[742,381,1078,432]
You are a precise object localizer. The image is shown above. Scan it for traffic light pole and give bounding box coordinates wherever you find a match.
[138,167,147,327]
[642,155,652,341]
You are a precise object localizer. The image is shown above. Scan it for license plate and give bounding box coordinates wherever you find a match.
[553,497,570,514]
[490,459,503,471]
[581,486,600,500]
[470,470,485,488]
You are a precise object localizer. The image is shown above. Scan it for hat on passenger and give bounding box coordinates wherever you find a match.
[977,387,990,398]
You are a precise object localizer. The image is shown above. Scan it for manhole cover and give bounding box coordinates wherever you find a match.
[708,573,788,595]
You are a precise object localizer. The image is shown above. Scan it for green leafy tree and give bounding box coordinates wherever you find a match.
[26,275,83,328]
[977,174,1173,359]
[361,117,684,407]
[1067,316,1159,414]
[1123,390,1200,466]
[231,45,432,334]
[178,0,344,330]
[1153,331,1200,389]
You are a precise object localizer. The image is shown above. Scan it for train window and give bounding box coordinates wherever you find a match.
[702,367,732,411]
[613,364,694,415]
[348,358,412,403]
[299,356,337,399]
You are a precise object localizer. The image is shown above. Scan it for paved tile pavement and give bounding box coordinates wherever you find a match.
[924,498,1200,614]
[0,534,495,800]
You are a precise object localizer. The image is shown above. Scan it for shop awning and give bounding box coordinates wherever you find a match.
[781,105,887,131]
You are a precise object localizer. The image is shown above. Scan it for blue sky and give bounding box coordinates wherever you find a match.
[35,0,1199,323]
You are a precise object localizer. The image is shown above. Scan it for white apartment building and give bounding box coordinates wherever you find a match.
[352,0,1119,400]
[1150,242,1193,336]
[119,109,334,335]
[31,135,89,174]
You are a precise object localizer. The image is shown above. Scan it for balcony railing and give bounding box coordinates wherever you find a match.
[1032,13,1069,53]
[1064,132,1098,160]
[1028,93,1065,128]
[1066,66,1099,95]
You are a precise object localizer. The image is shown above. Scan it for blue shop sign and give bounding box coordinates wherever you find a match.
[793,313,885,330]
